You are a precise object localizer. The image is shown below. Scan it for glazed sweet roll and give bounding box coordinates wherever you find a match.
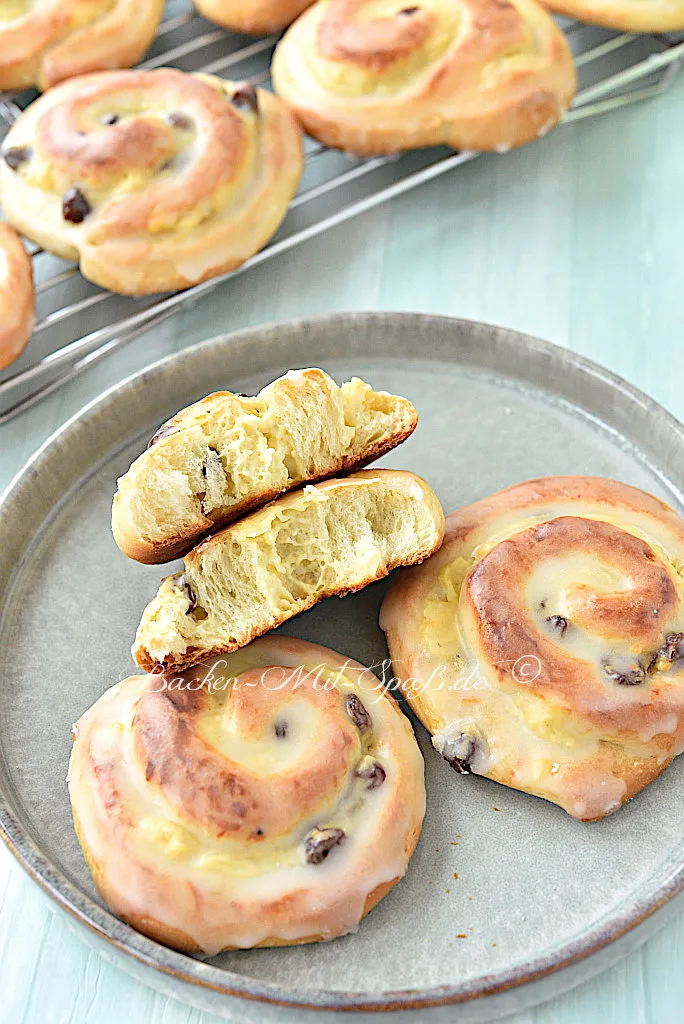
[0,223,34,371]
[0,69,303,294]
[380,477,684,820]
[0,0,164,92]
[272,0,576,155]
[69,637,426,952]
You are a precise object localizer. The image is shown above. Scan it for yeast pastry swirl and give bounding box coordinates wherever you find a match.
[0,0,164,92]
[272,0,576,155]
[540,0,684,32]
[0,69,303,295]
[68,636,426,953]
[0,223,34,371]
[380,477,684,821]
[194,0,316,34]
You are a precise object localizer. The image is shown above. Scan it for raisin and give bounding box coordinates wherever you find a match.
[167,112,193,130]
[346,693,371,731]
[304,827,345,865]
[2,145,31,171]
[147,420,177,448]
[175,574,197,613]
[546,614,568,635]
[355,761,386,790]
[231,84,259,114]
[441,733,477,774]
[604,664,645,687]
[649,631,684,672]
[62,187,91,224]
[202,446,222,479]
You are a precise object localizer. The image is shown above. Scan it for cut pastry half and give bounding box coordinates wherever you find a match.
[133,469,445,673]
[113,368,419,563]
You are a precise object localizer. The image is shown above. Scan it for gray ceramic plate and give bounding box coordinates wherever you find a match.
[1,312,684,1024]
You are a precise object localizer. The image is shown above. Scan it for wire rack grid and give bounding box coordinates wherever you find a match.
[0,0,682,423]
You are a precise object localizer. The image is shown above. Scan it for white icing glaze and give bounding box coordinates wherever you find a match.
[69,636,425,953]
[381,478,684,820]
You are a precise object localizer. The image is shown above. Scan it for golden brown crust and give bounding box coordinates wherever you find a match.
[272,0,576,156]
[194,0,316,34]
[380,476,684,821]
[0,223,34,372]
[69,637,426,952]
[0,0,164,92]
[540,0,684,32]
[0,70,303,296]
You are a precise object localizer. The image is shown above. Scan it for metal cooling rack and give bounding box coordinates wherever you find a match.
[0,0,682,423]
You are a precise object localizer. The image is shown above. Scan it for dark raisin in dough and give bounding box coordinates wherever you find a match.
[231,85,259,114]
[346,693,371,731]
[304,827,345,865]
[2,145,31,171]
[355,761,386,790]
[62,187,91,224]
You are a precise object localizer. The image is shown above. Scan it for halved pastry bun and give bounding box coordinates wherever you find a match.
[69,636,426,953]
[112,368,418,564]
[272,0,576,156]
[134,469,445,673]
[0,223,34,372]
[380,477,684,821]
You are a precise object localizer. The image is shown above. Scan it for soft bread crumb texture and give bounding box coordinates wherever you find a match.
[134,469,444,672]
[113,368,418,563]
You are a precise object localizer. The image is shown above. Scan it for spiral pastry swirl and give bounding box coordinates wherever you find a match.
[0,0,164,92]
[0,223,34,371]
[68,636,425,953]
[0,69,303,295]
[272,0,576,155]
[540,0,684,33]
[380,477,684,821]
[195,0,316,35]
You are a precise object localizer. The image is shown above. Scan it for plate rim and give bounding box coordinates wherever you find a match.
[2,309,684,1013]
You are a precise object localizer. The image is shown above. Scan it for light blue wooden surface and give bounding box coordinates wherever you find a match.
[1,70,683,1024]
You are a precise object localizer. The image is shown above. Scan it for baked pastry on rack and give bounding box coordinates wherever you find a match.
[0,69,303,295]
[0,0,164,93]
[112,368,419,564]
[134,469,445,673]
[540,0,684,32]
[195,0,316,35]
[69,636,426,953]
[0,223,34,372]
[272,0,577,156]
[380,477,684,821]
